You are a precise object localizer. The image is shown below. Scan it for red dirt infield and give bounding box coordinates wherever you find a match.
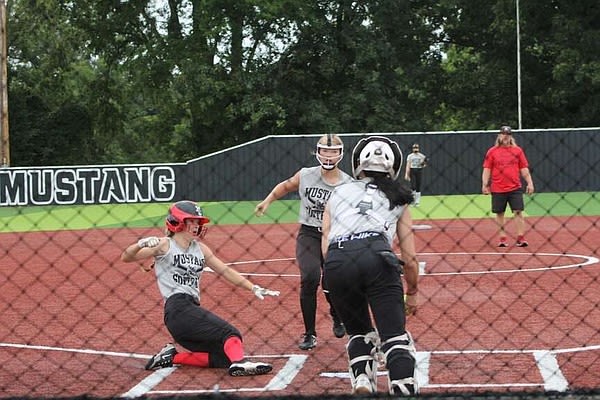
[0,216,599,397]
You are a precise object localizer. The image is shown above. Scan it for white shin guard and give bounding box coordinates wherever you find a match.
[347,334,379,393]
[381,331,418,396]
[388,376,418,396]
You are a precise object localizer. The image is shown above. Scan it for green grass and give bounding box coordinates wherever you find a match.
[412,192,599,219]
[0,192,597,233]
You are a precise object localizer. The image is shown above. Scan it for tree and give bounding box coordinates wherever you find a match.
[5,0,599,166]
[435,0,600,130]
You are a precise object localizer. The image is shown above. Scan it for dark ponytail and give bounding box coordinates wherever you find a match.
[364,171,414,209]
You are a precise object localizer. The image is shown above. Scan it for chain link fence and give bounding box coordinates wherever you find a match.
[1,129,599,399]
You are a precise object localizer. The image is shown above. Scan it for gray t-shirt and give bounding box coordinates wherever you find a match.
[407,152,427,169]
[153,237,205,302]
[326,178,407,245]
[298,166,353,227]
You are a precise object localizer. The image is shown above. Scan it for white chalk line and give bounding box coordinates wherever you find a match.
[224,252,599,277]
[5,251,597,395]
[0,342,307,397]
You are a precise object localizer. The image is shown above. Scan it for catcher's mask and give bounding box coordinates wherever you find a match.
[166,200,210,237]
[352,136,403,180]
[316,134,344,170]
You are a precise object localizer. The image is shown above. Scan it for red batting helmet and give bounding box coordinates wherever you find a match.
[165,201,210,233]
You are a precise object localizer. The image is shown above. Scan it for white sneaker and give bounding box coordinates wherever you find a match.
[228,360,273,376]
[352,373,374,394]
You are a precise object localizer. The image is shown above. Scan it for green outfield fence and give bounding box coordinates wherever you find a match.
[1,129,599,400]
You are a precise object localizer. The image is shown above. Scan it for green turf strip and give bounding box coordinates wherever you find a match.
[0,192,597,233]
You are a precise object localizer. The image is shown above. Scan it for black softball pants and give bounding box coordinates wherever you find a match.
[409,168,423,192]
[164,293,241,368]
[323,236,407,341]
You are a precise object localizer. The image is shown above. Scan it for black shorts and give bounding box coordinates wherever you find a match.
[491,189,524,214]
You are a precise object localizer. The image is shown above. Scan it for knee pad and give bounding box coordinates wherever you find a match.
[381,331,418,396]
[346,333,379,393]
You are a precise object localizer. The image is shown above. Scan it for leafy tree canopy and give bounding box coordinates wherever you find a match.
[5,0,599,166]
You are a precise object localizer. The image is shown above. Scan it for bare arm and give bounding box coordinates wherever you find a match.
[121,236,169,272]
[201,242,280,299]
[321,203,331,259]
[397,208,418,295]
[397,207,419,314]
[482,168,491,194]
[520,168,534,194]
[201,242,255,290]
[254,171,301,216]
[121,237,168,262]
[404,160,411,180]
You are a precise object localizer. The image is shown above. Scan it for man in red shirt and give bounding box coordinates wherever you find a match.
[482,126,535,247]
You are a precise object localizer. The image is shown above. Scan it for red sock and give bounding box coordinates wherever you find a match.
[223,336,244,362]
[173,352,210,367]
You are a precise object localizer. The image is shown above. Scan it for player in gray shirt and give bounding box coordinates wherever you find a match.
[121,200,279,376]
[404,143,428,206]
[255,134,352,350]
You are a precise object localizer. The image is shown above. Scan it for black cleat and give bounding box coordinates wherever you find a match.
[333,321,346,338]
[145,343,177,370]
[298,334,317,350]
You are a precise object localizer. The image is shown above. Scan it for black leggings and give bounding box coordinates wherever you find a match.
[409,168,423,192]
[296,225,339,336]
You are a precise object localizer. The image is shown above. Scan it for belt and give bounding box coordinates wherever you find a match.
[301,224,322,233]
[328,231,382,249]
[167,293,200,305]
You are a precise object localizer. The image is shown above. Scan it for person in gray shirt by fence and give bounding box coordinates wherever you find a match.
[404,143,428,207]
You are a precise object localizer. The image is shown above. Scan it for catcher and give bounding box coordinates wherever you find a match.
[121,200,279,376]
[322,136,419,395]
